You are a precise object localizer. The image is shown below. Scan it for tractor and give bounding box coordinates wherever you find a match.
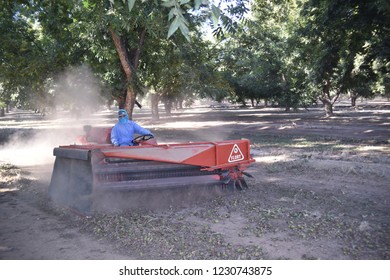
[49,126,255,213]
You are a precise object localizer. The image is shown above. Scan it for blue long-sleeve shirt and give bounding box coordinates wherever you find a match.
[111,120,152,146]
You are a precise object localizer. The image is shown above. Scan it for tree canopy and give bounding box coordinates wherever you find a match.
[1,0,388,118]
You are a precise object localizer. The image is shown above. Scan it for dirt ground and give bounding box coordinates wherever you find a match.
[0,100,389,260]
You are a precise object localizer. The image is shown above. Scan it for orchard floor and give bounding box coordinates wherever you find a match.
[0,100,389,260]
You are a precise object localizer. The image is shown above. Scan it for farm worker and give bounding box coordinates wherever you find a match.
[111,109,153,146]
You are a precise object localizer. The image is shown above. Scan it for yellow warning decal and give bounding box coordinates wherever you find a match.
[228,144,244,162]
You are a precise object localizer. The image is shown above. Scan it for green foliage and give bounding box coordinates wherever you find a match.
[109,0,232,42]
[0,1,63,110]
[298,0,389,112]
[1,0,388,117]
[217,0,307,109]
[141,32,226,110]
[215,0,388,113]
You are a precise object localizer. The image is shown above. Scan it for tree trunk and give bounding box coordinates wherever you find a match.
[109,28,133,81]
[164,99,172,115]
[109,27,146,118]
[151,93,160,121]
[0,108,4,117]
[351,96,357,107]
[284,92,291,111]
[160,90,173,115]
[350,91,358,107]
[320,79,340,117]
[281,73,290,111]
[177,96,184,109]
[323,99,333,117]
[109,28,136,116]
[124,87,137,119]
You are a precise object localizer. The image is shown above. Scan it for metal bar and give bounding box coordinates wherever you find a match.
[53,147,90,160]
[94,175,221,191]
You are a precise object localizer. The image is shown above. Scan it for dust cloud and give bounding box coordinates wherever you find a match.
[51,64,105,116]
[0,65,109,182]
[0,128,78,167]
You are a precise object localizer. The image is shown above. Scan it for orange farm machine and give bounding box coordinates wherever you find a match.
[49,126,255,213]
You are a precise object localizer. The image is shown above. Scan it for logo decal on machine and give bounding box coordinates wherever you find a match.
[228,144,245,162]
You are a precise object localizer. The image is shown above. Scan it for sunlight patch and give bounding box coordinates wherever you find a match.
[0,187,18,193]
[357,145,389,152]
[156,121,236,129]
[253,155,291,163]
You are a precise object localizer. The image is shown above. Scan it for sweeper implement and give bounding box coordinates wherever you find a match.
[49,126,255,213]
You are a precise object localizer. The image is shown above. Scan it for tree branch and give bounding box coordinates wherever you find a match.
[133,28,147,70]
[108,27,133,81]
